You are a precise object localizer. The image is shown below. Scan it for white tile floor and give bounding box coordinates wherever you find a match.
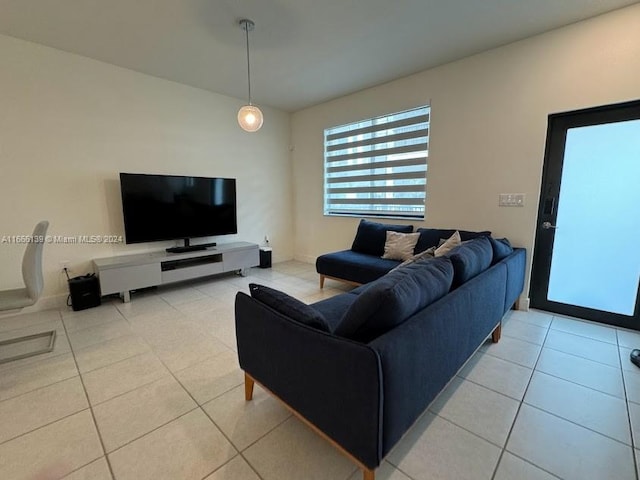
[1,261,640,480]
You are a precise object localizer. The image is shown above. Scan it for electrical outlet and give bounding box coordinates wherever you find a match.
[264,235,270,245]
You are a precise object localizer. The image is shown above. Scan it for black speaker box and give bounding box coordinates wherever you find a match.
[68,274,101,311]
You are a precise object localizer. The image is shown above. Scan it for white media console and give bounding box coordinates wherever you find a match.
[93,241,259,302]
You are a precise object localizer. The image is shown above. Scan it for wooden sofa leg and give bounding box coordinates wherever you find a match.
[363,468,375,480]
[245,373,255,401]
[491,323,502,343]
[319,274,325,289]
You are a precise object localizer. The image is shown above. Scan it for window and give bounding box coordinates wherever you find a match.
[324,105,429,219]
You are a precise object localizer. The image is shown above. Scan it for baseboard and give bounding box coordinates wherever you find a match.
[518,296,530,311]
[293,254,315,264]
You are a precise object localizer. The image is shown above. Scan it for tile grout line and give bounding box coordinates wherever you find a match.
[479,347,540,369]
[522,402,632,447]
[105,406,200,456]
[0,405,90,447]
[617,329,640,480]
[1,268,316,480]
[60,311,117,480]
[107,313,257,479]
[0,357,78,404]
[490,318,552,480]
[541,343,621,369]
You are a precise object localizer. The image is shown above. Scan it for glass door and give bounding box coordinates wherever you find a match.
[530,100,640,330]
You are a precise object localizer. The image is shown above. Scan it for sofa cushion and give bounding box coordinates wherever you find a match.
[391,246,436,272]
[351,219,413,256]
[310,292,359,332]
[489,237,514,264]
[448,236,493,287]
[316,250,401,284]
[414,228,491,254]
[335,257,454,342]
[434,231,461,257]
[249,283,330,332]
[382,231,421,261]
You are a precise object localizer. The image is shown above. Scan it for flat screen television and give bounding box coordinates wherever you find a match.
[120,173,237,251]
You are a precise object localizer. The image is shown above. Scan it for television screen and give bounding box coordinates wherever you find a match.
[120,173,237,244]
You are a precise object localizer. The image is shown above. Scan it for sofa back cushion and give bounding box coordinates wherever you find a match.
[414,228,491,254]
[448,236,493,287]
[488,237,514,264]
[249,283,331,332]
[351,219,413,256]
[335,257,454,342]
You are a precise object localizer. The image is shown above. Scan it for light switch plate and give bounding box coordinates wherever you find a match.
[499,193,525,207]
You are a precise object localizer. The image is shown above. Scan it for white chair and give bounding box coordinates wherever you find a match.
[0,221,56,363]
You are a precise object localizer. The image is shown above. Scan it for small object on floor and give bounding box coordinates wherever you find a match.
[630,349,640,368]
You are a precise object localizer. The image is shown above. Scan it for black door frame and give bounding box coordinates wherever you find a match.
[530,99,640,330]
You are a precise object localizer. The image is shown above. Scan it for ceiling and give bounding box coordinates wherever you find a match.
[0,0,637,112]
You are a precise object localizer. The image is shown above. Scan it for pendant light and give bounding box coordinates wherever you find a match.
[237,19,263,132]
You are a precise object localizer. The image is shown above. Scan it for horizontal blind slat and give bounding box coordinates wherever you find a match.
[327,212,425,219]
[326,142,428,163]
[327,157,427,174]
[330,198,425,206]
[326,171,426,184]
[326,113,429,141]
[327,185,425,194]
[326,129,429,152]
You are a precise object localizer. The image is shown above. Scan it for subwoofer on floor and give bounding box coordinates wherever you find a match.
[68,274,101,311]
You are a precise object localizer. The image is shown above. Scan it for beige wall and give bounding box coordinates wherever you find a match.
[291,4,640,301]
[0,34,293,305]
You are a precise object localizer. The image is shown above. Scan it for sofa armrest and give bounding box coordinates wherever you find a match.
[235,292,383,469]
[498,248,526,313]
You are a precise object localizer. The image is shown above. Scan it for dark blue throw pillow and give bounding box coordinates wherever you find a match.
[488,237,514,264]
[414,228,491,254]
[351,219,413,257]
[448,236,493,287]
[249,284,330,332]
[335,257,454,342]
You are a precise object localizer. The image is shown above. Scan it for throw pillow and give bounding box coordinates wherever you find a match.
[249,283,330,332]
[381,231,421,261]
[435,231,461,257]
[448,236,493,287]
[390,246,436,272]
[488,237,514,263]
[351,219,413,257]
[414,228,491,253]
[335,257,454,342]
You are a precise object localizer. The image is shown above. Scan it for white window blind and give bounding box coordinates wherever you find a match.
[324,105,429,219]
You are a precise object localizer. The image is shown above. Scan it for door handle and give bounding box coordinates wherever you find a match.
[542,221,557,230]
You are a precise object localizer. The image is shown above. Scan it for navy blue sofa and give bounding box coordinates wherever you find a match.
[316,219,491,286]
[235,236,525,480]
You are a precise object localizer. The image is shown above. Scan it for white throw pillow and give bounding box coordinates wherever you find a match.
[390,246,436,272]
[381,231,420,261]
[435,231,461,257]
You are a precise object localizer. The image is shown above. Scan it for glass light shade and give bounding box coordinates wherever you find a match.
[237,105,264,132]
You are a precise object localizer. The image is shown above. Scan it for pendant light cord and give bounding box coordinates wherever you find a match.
[245,23,252,105]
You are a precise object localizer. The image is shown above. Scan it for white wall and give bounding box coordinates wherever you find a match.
[291,4,640,299]
[0,34,293,305]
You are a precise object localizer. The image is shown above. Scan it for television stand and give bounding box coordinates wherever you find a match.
[93,241,259,302]
[166,240,217,254]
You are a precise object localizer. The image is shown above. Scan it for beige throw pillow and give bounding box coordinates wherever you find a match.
[390,245,436,272]
[382,231,420,261]
[435,230,461,257]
